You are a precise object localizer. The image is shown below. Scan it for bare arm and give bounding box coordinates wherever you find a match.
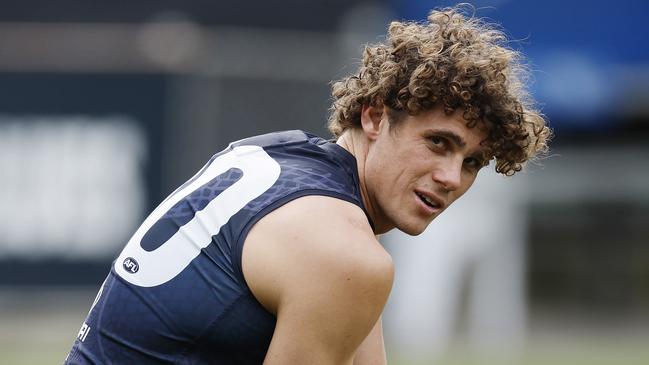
[242,196,394,365]
[353,317,387,365]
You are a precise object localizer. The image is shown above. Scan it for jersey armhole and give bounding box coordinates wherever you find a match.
[231,189,367,296]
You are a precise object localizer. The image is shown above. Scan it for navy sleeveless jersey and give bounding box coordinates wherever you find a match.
[64,130,367,365]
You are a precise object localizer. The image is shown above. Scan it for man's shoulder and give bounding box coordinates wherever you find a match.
[254,195,373,240]
[242,195,393,314]
[247,194,385,262]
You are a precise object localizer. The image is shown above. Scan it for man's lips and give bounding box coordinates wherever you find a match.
[414,190,446,211]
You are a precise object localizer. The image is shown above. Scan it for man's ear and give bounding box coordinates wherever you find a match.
[360,104,385,140]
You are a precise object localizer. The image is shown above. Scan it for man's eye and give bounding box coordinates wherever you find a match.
[429,136,444,147]
[464,157,484,170]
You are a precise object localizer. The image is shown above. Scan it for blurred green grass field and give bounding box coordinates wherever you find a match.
[390,346,649,365]
[2,288,648,365]
[3,341,648,365]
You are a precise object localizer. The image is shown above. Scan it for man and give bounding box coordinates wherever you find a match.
[65,6,550,365]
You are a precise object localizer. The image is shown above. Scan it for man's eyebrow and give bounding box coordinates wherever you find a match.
[430,129,491,160]
[430,130,466,148]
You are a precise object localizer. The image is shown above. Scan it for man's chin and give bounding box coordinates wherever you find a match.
[397,220,432,236]
[404,211,446,235]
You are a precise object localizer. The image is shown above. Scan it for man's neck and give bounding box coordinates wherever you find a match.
[336,130,392,235]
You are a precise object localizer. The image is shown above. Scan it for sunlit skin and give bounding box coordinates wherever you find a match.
[337,104,490,235]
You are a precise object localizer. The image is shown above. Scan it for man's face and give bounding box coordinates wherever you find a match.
[363,105,489,235]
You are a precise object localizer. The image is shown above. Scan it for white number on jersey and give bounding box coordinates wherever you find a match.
[114,145,281,287]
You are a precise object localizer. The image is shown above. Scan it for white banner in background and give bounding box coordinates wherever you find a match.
[0,115,147,259]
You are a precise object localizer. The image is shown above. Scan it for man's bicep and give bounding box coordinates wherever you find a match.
[242,196,393,364]
[353,317,387,365]
[263,247,393,365]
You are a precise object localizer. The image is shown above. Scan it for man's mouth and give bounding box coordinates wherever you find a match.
[416,191,440,209]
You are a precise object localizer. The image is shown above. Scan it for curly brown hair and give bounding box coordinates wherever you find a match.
[328,5,551,175]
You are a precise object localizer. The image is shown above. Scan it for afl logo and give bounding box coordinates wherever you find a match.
[123,257,139,273]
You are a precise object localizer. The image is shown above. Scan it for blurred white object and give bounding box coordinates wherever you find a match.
[383,169,528,359]
[0,115,147,259]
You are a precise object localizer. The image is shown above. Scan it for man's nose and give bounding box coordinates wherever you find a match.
[432,158,462,191]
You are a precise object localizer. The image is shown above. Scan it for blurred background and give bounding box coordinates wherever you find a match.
[0,0,647,364]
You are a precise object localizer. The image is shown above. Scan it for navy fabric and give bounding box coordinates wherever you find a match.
[65,130,367,365]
